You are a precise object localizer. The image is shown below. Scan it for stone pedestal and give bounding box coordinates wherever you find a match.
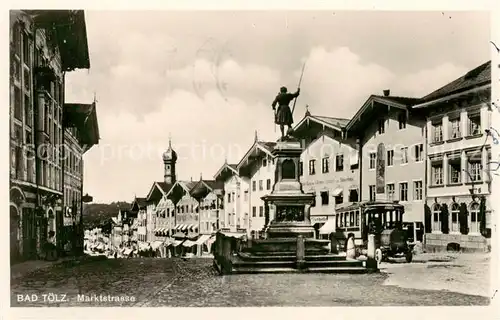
[261,138,315,239]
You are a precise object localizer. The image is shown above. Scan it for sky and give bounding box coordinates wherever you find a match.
[64,10,491,203]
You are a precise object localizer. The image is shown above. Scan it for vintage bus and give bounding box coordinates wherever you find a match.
[333,201,413,262]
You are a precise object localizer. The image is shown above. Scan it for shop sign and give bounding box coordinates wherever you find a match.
[311,215,329,224]
[302,176,355,187]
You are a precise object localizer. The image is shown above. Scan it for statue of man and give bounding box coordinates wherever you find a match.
[272,86,300,138]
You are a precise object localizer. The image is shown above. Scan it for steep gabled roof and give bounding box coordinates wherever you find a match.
[236,140,275,170]
[214,162,239,181]
[420,61,491,103]
[293,113,350,133]
[130,197,147,211]
[345,94,418,133]
[165,180,195,198]
[157,182,174,195]
[145,181,170,202]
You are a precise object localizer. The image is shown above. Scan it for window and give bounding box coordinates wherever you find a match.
[449,117,461,139]
[399,182,408,201]
[470,202,480,234]
[259,180,263,191]
[309,159,316,175]
[468,112,481,136]
[244,190,249,201]
[348,189,359,202]
[378,119,385,134]
[386,184,395,201]
[400,147,408,164]
[262,158,267,167]
[432,121,443,143]
[369,185,376,201]
[448,157,461,184]
[259,206,264,217]
[320,191,329,205]
[322,157,329,173]
[450,203,460,233]
[398,113,407,129]
[413,181,423,200]
[14,86,22,120]
[252,206,256,217]
[468,160,482,182]
[414,144,423,162]
[369,153,376,169]
[266,179,271,190]
[335,154,344,171]
[387,150,394,166]
[335,194,343,205]
[24,95,32,128]
[299,161,303,176]
[252,181,256,191]
[431,162,443,185]
[432,204,441,232]
[227,193,231,203]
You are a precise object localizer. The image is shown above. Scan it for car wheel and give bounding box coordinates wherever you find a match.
[405,250,413,263]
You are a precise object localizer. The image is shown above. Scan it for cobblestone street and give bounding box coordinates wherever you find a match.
[11,257,490,307]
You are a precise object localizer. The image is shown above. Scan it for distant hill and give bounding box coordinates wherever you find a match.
[82,201,131,233]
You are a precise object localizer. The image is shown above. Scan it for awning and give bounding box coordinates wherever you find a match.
[174,224,181,230]
[172,232,186,239]
[195,234,211,245]
[182,240,196,247]
[332,188,343,197]
[138,242,150,250]
[186,232,198,239]
[172,240,183,247]
[319,219,336,235]
[151,241,163,250]
[187,224,194,231]
[220,232,246,239]
[181,225,189,231]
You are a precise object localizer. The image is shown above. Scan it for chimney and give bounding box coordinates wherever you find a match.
[383,89,390,97]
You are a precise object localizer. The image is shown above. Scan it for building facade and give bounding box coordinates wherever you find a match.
[291,112,359,237]
[237,134,276,238]
[9,10,96,263]
[214,162,250,232]
[345,93,426,241]
[413,61,492,251]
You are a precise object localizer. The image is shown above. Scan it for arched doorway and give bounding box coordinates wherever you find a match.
[10,204,20,262]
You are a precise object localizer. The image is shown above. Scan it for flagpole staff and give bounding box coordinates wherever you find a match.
[291,62,306,115]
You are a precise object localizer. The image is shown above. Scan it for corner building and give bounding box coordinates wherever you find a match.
[413,61,492,252]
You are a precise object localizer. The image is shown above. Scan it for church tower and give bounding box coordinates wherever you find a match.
[162,135,177,185]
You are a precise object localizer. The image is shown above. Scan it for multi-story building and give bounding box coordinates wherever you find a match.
[198,190,223,234]
[152,195,175,240]
[63,102,99,254]
[170,181,200,235]
[9,10,95,263]
[237,133,276,238]
[130,197,147,242]
[214,161,250,231]
[291,111,358,238]
[412,61,492,251]
[345,92,426,241]
[190,179,224,231]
